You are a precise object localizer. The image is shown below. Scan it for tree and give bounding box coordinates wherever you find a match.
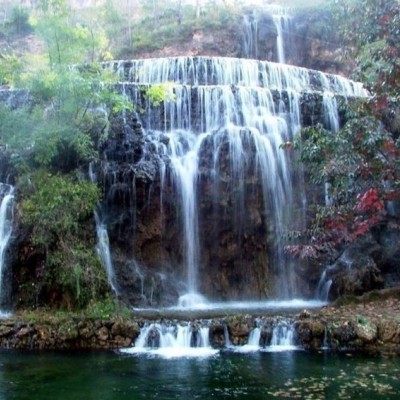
[0,0,131,309]
[331,0,399,108]
[285,0,400,261]
[19,171,107,308]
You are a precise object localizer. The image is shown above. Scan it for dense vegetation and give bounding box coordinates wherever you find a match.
[0,0,133,310]
[286,0,400,261]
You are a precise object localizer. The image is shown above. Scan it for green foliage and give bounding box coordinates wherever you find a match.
[0,0,137,311]
[0,67,131,173]
[20,172,100,245]
[0,5,32,37]
[286,1,400,262]
[287,101,399,260]
[32,0,110,66]
[145,83,176,107]
[84,297,131,320]
[298,108,394,204]
[19,172,107,308]
[331,0,399,101]
[0,53,23,86]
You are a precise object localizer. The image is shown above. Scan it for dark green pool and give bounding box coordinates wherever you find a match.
[0,349,399,399]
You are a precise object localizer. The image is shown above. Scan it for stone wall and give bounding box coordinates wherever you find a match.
[0,317,139,350]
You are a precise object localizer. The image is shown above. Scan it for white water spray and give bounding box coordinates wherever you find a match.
[121,322,218,358]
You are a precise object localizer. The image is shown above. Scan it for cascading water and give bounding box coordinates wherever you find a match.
[233,318,297,353]
[242,12,259,59]
[89,163,118,295]
[94,212,118,294]
[121,322,218,358]
[270,321,295,350]
[102,55,368,307]
[315,268,333,302]
[235,326,262,353]
[241,6,293,63]
[0,183,14,316]
[271,7,292,64]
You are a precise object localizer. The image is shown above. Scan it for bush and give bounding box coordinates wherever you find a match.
[19,171,107,309]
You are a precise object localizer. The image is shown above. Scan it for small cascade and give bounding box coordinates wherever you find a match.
[89,163,118,295]
[315,268,333,302]
[323,92,340,133]
[270,7,293,64]
[0,183,14,315]
[242,12,259,59]
[235,326,262,353]
[240,6,293,63]
[224,324,232,348]
[267,320,296,352]
[94,212,118,294]
[121,322,218,358]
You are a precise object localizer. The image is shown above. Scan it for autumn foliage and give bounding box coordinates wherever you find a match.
[286,0,400,260]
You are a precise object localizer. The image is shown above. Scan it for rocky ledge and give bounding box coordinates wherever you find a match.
[0,317,140,350]
[0,288,399,354]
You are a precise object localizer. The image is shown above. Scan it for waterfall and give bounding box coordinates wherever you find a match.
[271,7,292,64]
[224,324,232,348]
[89,163,118,295]
[102,56,368,306]
[242,13,259,59]
[94,212,118,294]
[240,6,292,63]
[0,183,14,315]
[234,327,262,353]
[121,322,218,358]
[323,92,340,133]
[168,132,203,296]
[268,321,296,351]
[315,268,333,302]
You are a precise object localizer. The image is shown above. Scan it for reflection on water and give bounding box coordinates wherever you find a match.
[0,350,398,399]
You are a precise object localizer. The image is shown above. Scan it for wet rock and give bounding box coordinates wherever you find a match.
[260,321,273,347]
[209,322,226,348]
[327,236,385,299]
[0,325,14,337]
[146,326,161,347]
[228,316,253,345]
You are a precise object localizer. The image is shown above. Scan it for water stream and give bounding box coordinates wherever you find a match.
[0,183,14,316]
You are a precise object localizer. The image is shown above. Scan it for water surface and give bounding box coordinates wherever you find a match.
[0,350,399,399]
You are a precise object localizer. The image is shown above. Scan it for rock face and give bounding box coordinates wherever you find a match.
[133,8,354,76]
[326,235,385,299]
[0,317,139,350]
